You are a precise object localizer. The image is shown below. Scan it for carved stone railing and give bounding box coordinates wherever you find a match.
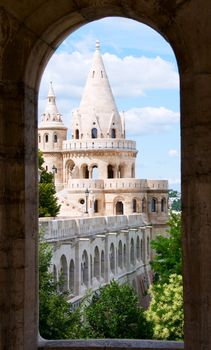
[63,138,137,152]
[38,338,184,349]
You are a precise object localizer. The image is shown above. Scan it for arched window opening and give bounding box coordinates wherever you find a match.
[107,164,114,178]
[151,198,157,212]
[94,246,100,280]
[38,134,41,143]
[45,134,48,143]
[101,251,105,279]
[69,259,75,294]
[54,134,57,143]
[91,127,98,138]
[60,255,68,292]
[142,198,146,213]
[118,164,124,178]
[161,197,166,212]
[75,129,79,139]
[92,165,98,179]
[82,164,89,179]
[131,164,135,178]
[81,250,89,287]
[90,255,93,283]
[132,198,137,213]
[111,128,116,138]
[118,240,123,269]
[110,243,115,274]
[94,199,98,213]
[130,238,135,266]
[141,239,144,261]
[116,201,124,215]
[136,236,140,260]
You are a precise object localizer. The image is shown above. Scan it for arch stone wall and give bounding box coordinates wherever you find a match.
[0,1,211,350]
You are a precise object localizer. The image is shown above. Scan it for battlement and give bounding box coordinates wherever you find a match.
[63,138,136,152]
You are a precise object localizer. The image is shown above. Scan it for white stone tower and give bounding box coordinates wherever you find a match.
[38,82,67,187]
[39,41,168,221]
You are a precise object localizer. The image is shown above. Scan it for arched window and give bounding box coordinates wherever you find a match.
[108,164,114,178]
[91,127,98,138]
[94,199,98,213]
[110,243,115,274]
[82,165,89,179]
[38,134,41,143]
[161,197,166,212]
[111,128,116,138]
[101,251,105,279]
[132,198,137,213]
[151,198,157,212]
[131,164,135,178]
[45,134,48,143]
[60,255,68,292]
[118,240,123,269]
[94,246,100,280]
[54,134,57,143]
[69,259,75,294]
[118,164,124,178]
[130,238,135,266]
[75,129,79,139]
[116,201,124,215]
[81,250,89,287]
[91,165,98,179]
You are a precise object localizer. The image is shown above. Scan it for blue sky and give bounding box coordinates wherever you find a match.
[39,17,180,191]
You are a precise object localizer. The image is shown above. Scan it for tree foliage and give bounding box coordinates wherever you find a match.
[38,150,60,217]
[169,190,181,212]
[150,211,182,283]
[80,280,152,339]
[145,274,184,340]
[39,233,81,339]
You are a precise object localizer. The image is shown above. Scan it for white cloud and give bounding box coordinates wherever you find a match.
[124,106,180,135]
[168,149,179,157]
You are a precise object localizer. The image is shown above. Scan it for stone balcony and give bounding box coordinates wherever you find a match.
[62,138,137,152]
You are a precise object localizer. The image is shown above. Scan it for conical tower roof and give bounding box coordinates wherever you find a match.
[72,41,124,139]
[39,82,66,129]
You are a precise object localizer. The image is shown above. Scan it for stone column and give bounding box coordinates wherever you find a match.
[0,82,38,350]
[181,72,211,349]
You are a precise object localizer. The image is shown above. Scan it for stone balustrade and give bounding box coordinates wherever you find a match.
[39,214,150,241]
[63,138,136,151]
[66,178,168,191]
[38,339,184,349]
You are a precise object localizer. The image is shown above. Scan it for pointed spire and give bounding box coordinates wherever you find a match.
[76,41,123,138]
[39,82,66,128]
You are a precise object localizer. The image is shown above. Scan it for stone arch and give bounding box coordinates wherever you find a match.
[115,201,124,215]
[110,243,115,274]
[118,240,123,270]
[107,164,114,178]
[75,129,79,139]
[60,254,68,292]
[111,128,116,138]
[69,259,75,294]
[65,159,76,182]
[93,246,100,280]
[90,254,93,283]
[130,238,135,266]
[38,133,41,143]
[131,163,135,178]
[53,133,58,143]
[94,199,98,213]
[81,164,89,179]
[132,198,137,213]
[101,250,105,279]
[81,250,89,287]
[90,164,99,179]
[91,127,98,138]
[141,238,144,261]
[3,2,209,348]
[44,133,49,144]
[117,163,125,178]
[123,244,127,269]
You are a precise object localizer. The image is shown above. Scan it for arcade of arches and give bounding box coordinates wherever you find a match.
[0,1,211,350]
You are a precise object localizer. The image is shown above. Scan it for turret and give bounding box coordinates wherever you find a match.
[71,41,124,140]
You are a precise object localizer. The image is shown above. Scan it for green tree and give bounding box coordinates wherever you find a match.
[39,233,81,339]
[151,211,182,283]
[145,274,184,340]
[80,280,152,339]
[38,150,60,217]
[169,189,181,212]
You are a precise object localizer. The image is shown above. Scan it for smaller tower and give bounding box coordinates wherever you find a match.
[38,82,67,187]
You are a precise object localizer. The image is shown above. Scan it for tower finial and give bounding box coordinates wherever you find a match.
[96,40,100,50]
